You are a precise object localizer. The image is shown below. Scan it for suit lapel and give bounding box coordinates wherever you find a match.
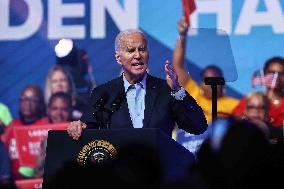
[119,97,133,128]
[143,75,159,128]
[111,76,133,128]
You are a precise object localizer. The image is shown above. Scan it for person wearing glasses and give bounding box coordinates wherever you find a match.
[233,57,284,128]
[3,85,47,179]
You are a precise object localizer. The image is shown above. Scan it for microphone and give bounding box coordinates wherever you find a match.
[93,93,109,112]
[104,92,126,129]
[110,92,126,113]
[92,93,109,129]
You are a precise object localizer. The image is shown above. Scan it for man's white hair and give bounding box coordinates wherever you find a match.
[115,29,147,52]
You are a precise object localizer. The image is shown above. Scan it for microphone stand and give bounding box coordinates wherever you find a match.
[92,93,125,129]
[92,95,109,129]
[204,77,225,122]
[93,107,105,129]
[106,110,113,129]
[105,104,122,129]
[105,93,126,129]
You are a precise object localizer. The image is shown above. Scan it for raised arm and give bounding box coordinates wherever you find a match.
[173,17,191,86]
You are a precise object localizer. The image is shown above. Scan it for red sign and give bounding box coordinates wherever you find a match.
[14,123,68,167]
[4,123,68,179]
[16,178,43,189]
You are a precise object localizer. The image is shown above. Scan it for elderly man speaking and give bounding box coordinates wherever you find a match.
[67,29,207,140]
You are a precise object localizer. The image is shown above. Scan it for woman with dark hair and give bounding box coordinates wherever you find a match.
[46,92,73,124]
[172,17,239,123]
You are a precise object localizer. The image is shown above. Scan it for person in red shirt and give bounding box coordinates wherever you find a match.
[8,85,46,127]
[233,57,284,128]
[16,92,74,179]
[3,85,47,179]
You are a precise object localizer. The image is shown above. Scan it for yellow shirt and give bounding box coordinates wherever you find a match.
[184,79,239,123]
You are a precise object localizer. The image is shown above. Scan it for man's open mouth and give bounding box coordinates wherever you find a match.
[132,62,144,66]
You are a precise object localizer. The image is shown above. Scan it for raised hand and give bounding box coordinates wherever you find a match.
[178,16,189,38]
[165,60,180,91]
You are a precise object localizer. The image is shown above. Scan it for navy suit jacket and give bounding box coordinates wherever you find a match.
[80,75,207,137]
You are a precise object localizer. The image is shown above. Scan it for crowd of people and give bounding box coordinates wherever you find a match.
[0,16,284,188]
[0,62,92,187]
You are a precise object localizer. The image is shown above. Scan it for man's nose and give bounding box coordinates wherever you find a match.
[133,50,141,59]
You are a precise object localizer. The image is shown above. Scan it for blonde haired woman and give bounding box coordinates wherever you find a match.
[45,65,88,120]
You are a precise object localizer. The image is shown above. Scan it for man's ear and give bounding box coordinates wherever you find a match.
[115,52,122,65]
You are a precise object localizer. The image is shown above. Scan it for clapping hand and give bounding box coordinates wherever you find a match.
[165,60,180,91]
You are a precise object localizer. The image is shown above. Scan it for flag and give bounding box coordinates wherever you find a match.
[182,0,196,26]
[251,69,278,88]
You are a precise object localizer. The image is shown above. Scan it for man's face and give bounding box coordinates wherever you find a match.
[47,98,71,124]
[115,32,149,83]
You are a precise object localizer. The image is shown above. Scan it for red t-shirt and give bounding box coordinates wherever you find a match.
[233,97,284,127]
[2,118,49,179]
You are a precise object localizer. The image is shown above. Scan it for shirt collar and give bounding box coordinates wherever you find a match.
[123,73,147,92]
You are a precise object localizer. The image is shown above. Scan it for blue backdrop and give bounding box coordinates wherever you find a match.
[1,0,284,119]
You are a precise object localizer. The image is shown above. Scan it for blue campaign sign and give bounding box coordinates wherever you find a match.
[1,0,284,121]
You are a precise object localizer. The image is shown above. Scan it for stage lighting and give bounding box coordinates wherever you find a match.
[54,39,95,95]
[55,38,74,58]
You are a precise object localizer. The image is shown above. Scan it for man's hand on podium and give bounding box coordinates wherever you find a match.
[67,120,87,140]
